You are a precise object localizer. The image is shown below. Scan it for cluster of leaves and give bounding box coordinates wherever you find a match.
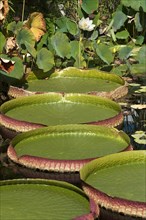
[0,0,146,84]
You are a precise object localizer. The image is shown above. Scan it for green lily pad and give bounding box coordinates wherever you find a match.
[80,151,146,218]
[7,125,132,172]
[0,93,123,133]
[8,67,127,100]
[131,131,146,145]
[0,179,97,220]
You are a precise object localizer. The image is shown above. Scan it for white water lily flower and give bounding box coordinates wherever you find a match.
[79,17,95,31]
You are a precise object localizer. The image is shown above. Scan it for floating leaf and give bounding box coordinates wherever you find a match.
[135,36,144,45]
[136,45,146,64]
[112,11,127,31]
[116,30,129,39]
[130,63,146,75]
[131,104,146,110]
[51,32,71,58]
[118,46,132,60]
[135,86,146,93]
[95,43,114,65]
[131,131,146,145]
[36,48,54,72]
[121,0,146,13]
[81,0,99,14]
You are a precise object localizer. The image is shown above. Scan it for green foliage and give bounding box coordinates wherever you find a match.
[51,32,71,58]
[81,0,99,14]
[36,48,54,72]
[0,0,146,84]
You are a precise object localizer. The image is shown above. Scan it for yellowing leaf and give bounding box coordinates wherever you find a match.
[24,12,46,41]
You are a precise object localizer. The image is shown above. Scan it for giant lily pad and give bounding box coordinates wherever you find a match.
[80,151,146,219]
[7,124,132,179]
[0,93,123,136]
[0,179,98,220]
[8,67,128,100]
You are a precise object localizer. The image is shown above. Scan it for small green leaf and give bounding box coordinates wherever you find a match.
[81,0,99,14]
[134,13,143,32]
[116,30,129,39]
[24,41,37,58]
[66,19,79,35]
[130,64,146,75]
[0,32,6,53]
[36,48,54,72]
[51,32,71,58]
[112,11,127,31]
[16,29,35,49]
[121,0,146,12]
[55,17,68,32]
[136,45,146,64]
[118,46,132,60]
[90,30,98,40]
[95,43,114,65]
[135,36,144,45]
[7,21,23,35]
[70,40,80,59]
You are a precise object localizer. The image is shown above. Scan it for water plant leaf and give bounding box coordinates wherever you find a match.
[0,55,23,82]
[8,124,131,164]
[80,151,146,218]
[66,19,79,35]
[135,36,144,45]
[36,48,54,72]
[121,0,146,12]
[135,86,146,93]
[51,32,71,58]
[81,0,99,14]
[0,93,123,132]
[131,131,146,145]
[55,17,68,32]
[7,21,23,35]
[112,11,127,31]
[136,45,146,64]
[118,46,132,60]
[134,12,143,32]
[116,30,129,39]
[130,63,146,75]
[0,32,6,53]
[95,43,114,65]
[0,179,93,220]
[24,12,46,41]
[16,29,35,49]
[70,40,80,59]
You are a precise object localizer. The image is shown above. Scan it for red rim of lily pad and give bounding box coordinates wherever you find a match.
[0,93,123,135]
[0,178,99,220]
[80,151,146,219]
[7,125,132,184]
[8,67,128,100]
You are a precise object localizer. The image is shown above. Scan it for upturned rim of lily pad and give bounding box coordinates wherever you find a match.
[8,67,128,100]
[7,124,133,173]
[0,93,123,135]
[80,150,146,219]
[0,178,99,220]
